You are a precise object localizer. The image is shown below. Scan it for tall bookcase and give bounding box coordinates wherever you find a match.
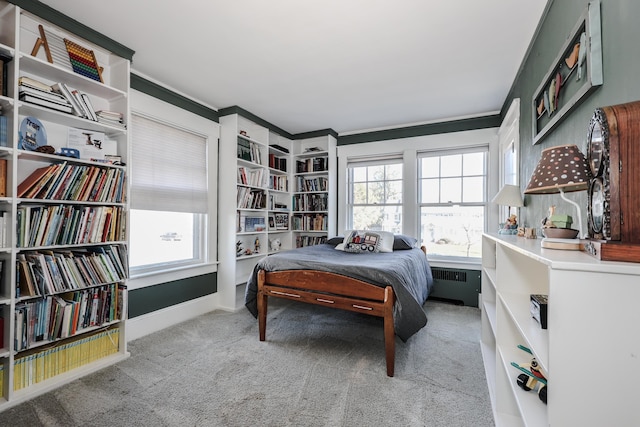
[0,2,130,409]
[218,111,336,310]
[291,135,336,247]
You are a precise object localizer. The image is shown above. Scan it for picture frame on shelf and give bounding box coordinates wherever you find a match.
[275,213,289,230]
[244,216,266,232]
[532,0,602,145]
[268,214,275,230]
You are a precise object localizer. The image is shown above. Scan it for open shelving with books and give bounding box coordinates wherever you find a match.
[0,2,130,409]
[291,135,336,248]
[219,109,337,310]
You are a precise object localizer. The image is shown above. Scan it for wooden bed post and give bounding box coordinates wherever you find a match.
[257,270,268,341]
[383,286,396,377]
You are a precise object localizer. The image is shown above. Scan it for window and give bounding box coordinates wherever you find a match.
[130,113,208,275]
[419,149,487,260]
[347,158,402,232]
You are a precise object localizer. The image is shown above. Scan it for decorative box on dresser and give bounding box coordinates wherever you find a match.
[0,2,130,410]
[481,233,640,426]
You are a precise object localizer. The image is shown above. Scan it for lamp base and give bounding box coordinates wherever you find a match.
[541,237,581,250]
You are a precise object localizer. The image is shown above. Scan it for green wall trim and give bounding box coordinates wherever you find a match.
[294,128,339,140]
[337,115,502,146]
[9,0,134,61]
[219,106,294,139]
[131,73,219,122]
[219,106,338,141]
[128,272,217,318]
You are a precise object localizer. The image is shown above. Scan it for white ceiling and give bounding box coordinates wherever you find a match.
[40,0,548,135]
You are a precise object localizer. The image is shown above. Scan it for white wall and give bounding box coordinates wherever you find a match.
[337,127,500,269]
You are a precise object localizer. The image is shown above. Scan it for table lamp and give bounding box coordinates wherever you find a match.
[492,184,524,234]
[524,144,591,249]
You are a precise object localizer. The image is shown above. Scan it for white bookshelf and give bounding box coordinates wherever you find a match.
[481,233,640,426]
[0,1,130,410]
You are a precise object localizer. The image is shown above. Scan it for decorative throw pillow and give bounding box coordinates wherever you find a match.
[393,234,418,250]
[341,230,394,253]
[326,236,345,246]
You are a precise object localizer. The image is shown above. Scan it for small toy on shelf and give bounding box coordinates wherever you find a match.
[511,345,547,404]
[498,214,519,235]
[254,237,260,253]
[236,240,243,257]
[270,238,281,252]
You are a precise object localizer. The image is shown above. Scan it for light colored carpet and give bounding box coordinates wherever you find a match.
[0,289,495,426]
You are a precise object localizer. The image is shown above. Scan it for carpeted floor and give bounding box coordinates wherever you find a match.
[0,288,495,426]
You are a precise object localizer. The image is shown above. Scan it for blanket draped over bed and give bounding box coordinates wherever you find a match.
[245,243,434,342]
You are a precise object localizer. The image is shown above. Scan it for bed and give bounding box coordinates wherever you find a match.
[244,235,433,376]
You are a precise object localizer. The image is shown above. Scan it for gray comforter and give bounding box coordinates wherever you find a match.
[245,243,433,341]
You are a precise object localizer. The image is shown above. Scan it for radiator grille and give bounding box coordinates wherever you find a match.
[432,268,467,282]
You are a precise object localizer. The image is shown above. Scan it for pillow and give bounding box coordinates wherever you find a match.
[393,234,418,250]
[340,230,394,253]
[326,236,344,246]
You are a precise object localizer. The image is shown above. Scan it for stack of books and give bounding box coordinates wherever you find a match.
[18,76,72,114]
[95,110,125,129]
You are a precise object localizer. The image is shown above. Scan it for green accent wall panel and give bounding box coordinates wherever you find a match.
[128,273,217,318]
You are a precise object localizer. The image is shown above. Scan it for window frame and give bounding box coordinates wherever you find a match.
[417,146,488,261]
[127,90,218,289]
[346,156,404,232]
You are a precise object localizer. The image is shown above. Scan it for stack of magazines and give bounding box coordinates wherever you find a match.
[18,76,72,114]
[96,110,125,129]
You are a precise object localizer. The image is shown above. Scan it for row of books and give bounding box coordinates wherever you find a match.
[268,153,287,172]
[17,204,125,248]
[292,193,328,212]
[269,175,288,192]
[296,157,328,173]
[296,176,328,193]
[295,235,327,248]
[237,136,262,164]
[237,166,266,188]
[18,76,125,128]
[18,162,126,203]
[0,211,8,248]
[0,114,7,147]
[15,284,123,352]
[13,327,120,390]
[17,246,127,298]
[291,213,328,231]
[237,187,266,209]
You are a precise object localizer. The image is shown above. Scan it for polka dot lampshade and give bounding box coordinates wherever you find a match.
[524,145,591,194]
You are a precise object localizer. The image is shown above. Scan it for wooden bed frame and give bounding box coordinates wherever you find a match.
[256,246,427,377]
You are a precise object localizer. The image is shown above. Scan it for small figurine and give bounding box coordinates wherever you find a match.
[236,240,243,257]
[254,237,260,253]
[498,214,519,235]
[270,238,281,252]
[511,345,547,405]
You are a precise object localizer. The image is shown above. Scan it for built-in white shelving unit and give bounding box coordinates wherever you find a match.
[0,1,130,410]
[218,111,337,309]
[481,233,640,426]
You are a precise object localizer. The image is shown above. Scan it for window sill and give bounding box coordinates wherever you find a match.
[128,261,219,290]
[427,257,481,271]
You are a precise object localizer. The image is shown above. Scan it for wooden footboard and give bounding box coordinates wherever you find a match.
[257,269,396,376]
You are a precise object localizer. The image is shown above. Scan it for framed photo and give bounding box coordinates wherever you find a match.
[275,213,289,230]
[531,0,602,145]
[268,214,275,230]
[244,216,266,232]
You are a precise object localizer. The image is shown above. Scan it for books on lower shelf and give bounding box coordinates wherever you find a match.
[295,235,327,248]
[14,284,124,352]
[292,213,327,231]
[293,193,328,212]
[13,327,121,391]
[236,187,265,209]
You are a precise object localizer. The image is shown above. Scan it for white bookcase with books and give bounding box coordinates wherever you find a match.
[219,110,337,310]
[0,2,130,409]
[292,135,336,247]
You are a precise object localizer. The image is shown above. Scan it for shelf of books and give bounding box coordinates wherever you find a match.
[291,135,336,248]
[0,2,130,409]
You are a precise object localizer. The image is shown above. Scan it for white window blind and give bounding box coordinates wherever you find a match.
[131,113,208,213]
